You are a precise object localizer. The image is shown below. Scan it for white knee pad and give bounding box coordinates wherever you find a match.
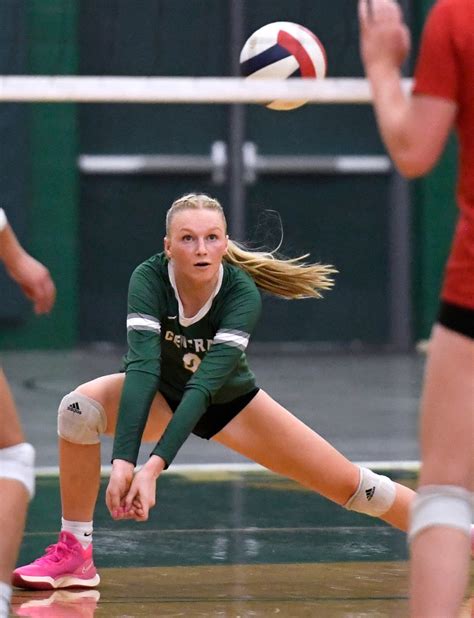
[344,466,397,517]
[409,485,473,542]
[58,392,107,445]
[0,442,35,499]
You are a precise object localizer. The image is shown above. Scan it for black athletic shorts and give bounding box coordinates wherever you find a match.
[160,387,260,439]
[438,300,474,339]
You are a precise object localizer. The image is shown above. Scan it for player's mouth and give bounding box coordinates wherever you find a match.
[194,261,211,268]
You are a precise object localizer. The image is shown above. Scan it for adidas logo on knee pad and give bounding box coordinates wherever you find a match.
[365,486,376,501]
[345,467,396,517]
[67,402,82,414]
[59,393,106,445]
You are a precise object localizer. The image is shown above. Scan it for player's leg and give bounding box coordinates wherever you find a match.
[213,389,413,530]
[13,374,173,590]
[59,374,171,522]
[409,324,473,618]
[0,370,35,617]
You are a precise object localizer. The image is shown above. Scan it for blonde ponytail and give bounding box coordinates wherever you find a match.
[224,239,336,300]
[166,193,337,300]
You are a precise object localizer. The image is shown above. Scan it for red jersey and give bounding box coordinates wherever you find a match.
[413,0,474,309]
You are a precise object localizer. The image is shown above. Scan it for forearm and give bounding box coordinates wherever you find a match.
[366,65,416,172]
[0,214,26,271]
[141,454,166,477]
[113,453,165,478]
[151,388,208,468]
[112,370,159,464]
[358,0,430,177]
[368,65,456,178]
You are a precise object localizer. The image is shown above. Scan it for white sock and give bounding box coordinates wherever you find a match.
[0,582,11,618]
[61,517,93,548]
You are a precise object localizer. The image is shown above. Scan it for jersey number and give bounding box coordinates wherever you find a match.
[183,353,201,373]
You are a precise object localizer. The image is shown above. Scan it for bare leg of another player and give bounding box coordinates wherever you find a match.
[409,325,474,618]
[0,370,35,618]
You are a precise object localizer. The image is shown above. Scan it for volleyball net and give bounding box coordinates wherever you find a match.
[0,76,412,104]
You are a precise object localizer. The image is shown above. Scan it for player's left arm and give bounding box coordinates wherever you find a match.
[359,0,457,178]
[150,277,262,468]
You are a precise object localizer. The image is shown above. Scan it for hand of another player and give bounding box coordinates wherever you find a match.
[358,0,411,73]
[7,251,56,314]
[123,455,166,522]
[106,459,135,520]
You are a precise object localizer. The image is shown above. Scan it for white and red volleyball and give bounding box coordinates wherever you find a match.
[240,21,327,111]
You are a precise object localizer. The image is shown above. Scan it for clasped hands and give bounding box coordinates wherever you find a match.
[105,455,165,522]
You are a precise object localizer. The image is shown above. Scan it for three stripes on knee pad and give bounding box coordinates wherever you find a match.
[57,392,107,445]
[344,466,397,517]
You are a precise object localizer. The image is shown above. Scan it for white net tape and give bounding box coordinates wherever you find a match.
[0,76,413,104]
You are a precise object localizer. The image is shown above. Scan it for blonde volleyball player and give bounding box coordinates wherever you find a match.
[13,193,419,591]
[359,0,474,615]
[0,208,56,617]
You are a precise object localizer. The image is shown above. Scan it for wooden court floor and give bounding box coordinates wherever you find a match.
[10,470,474,617]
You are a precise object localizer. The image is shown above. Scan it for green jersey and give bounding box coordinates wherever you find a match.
[112,253,262,467]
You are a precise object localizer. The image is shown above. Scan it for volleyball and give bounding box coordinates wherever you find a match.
[239,21,327,111]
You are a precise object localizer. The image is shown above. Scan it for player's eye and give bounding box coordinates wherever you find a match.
[182,234,193,242]
[208,234,218,241]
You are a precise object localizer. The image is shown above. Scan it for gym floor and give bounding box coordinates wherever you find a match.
[3,347,473,616]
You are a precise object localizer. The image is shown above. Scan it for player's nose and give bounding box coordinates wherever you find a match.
[196,238,207,254]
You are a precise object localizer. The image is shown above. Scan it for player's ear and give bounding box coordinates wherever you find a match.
[164,236,172,258]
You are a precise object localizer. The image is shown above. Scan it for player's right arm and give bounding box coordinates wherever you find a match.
[111,261,164,466]
[358,0,456,178]
[0,208,55,314]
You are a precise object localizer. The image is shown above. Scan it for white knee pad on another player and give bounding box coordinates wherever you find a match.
[58,392,107,445]
[409,485,473,542]
[344,466,396,517]
[0,442,35,499]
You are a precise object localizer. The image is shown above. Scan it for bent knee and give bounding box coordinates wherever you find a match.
[409,485,473,542]
[344,466,396,517]
[75,378,110,406]
[58,391,107,445]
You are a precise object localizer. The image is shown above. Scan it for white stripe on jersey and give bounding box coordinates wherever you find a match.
[127,313,161,333]
[213,328,249,351]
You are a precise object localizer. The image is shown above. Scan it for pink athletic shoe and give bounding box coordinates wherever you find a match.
[12,532,100,590]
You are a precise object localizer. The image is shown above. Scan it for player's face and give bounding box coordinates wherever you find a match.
[165,209,228,284]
